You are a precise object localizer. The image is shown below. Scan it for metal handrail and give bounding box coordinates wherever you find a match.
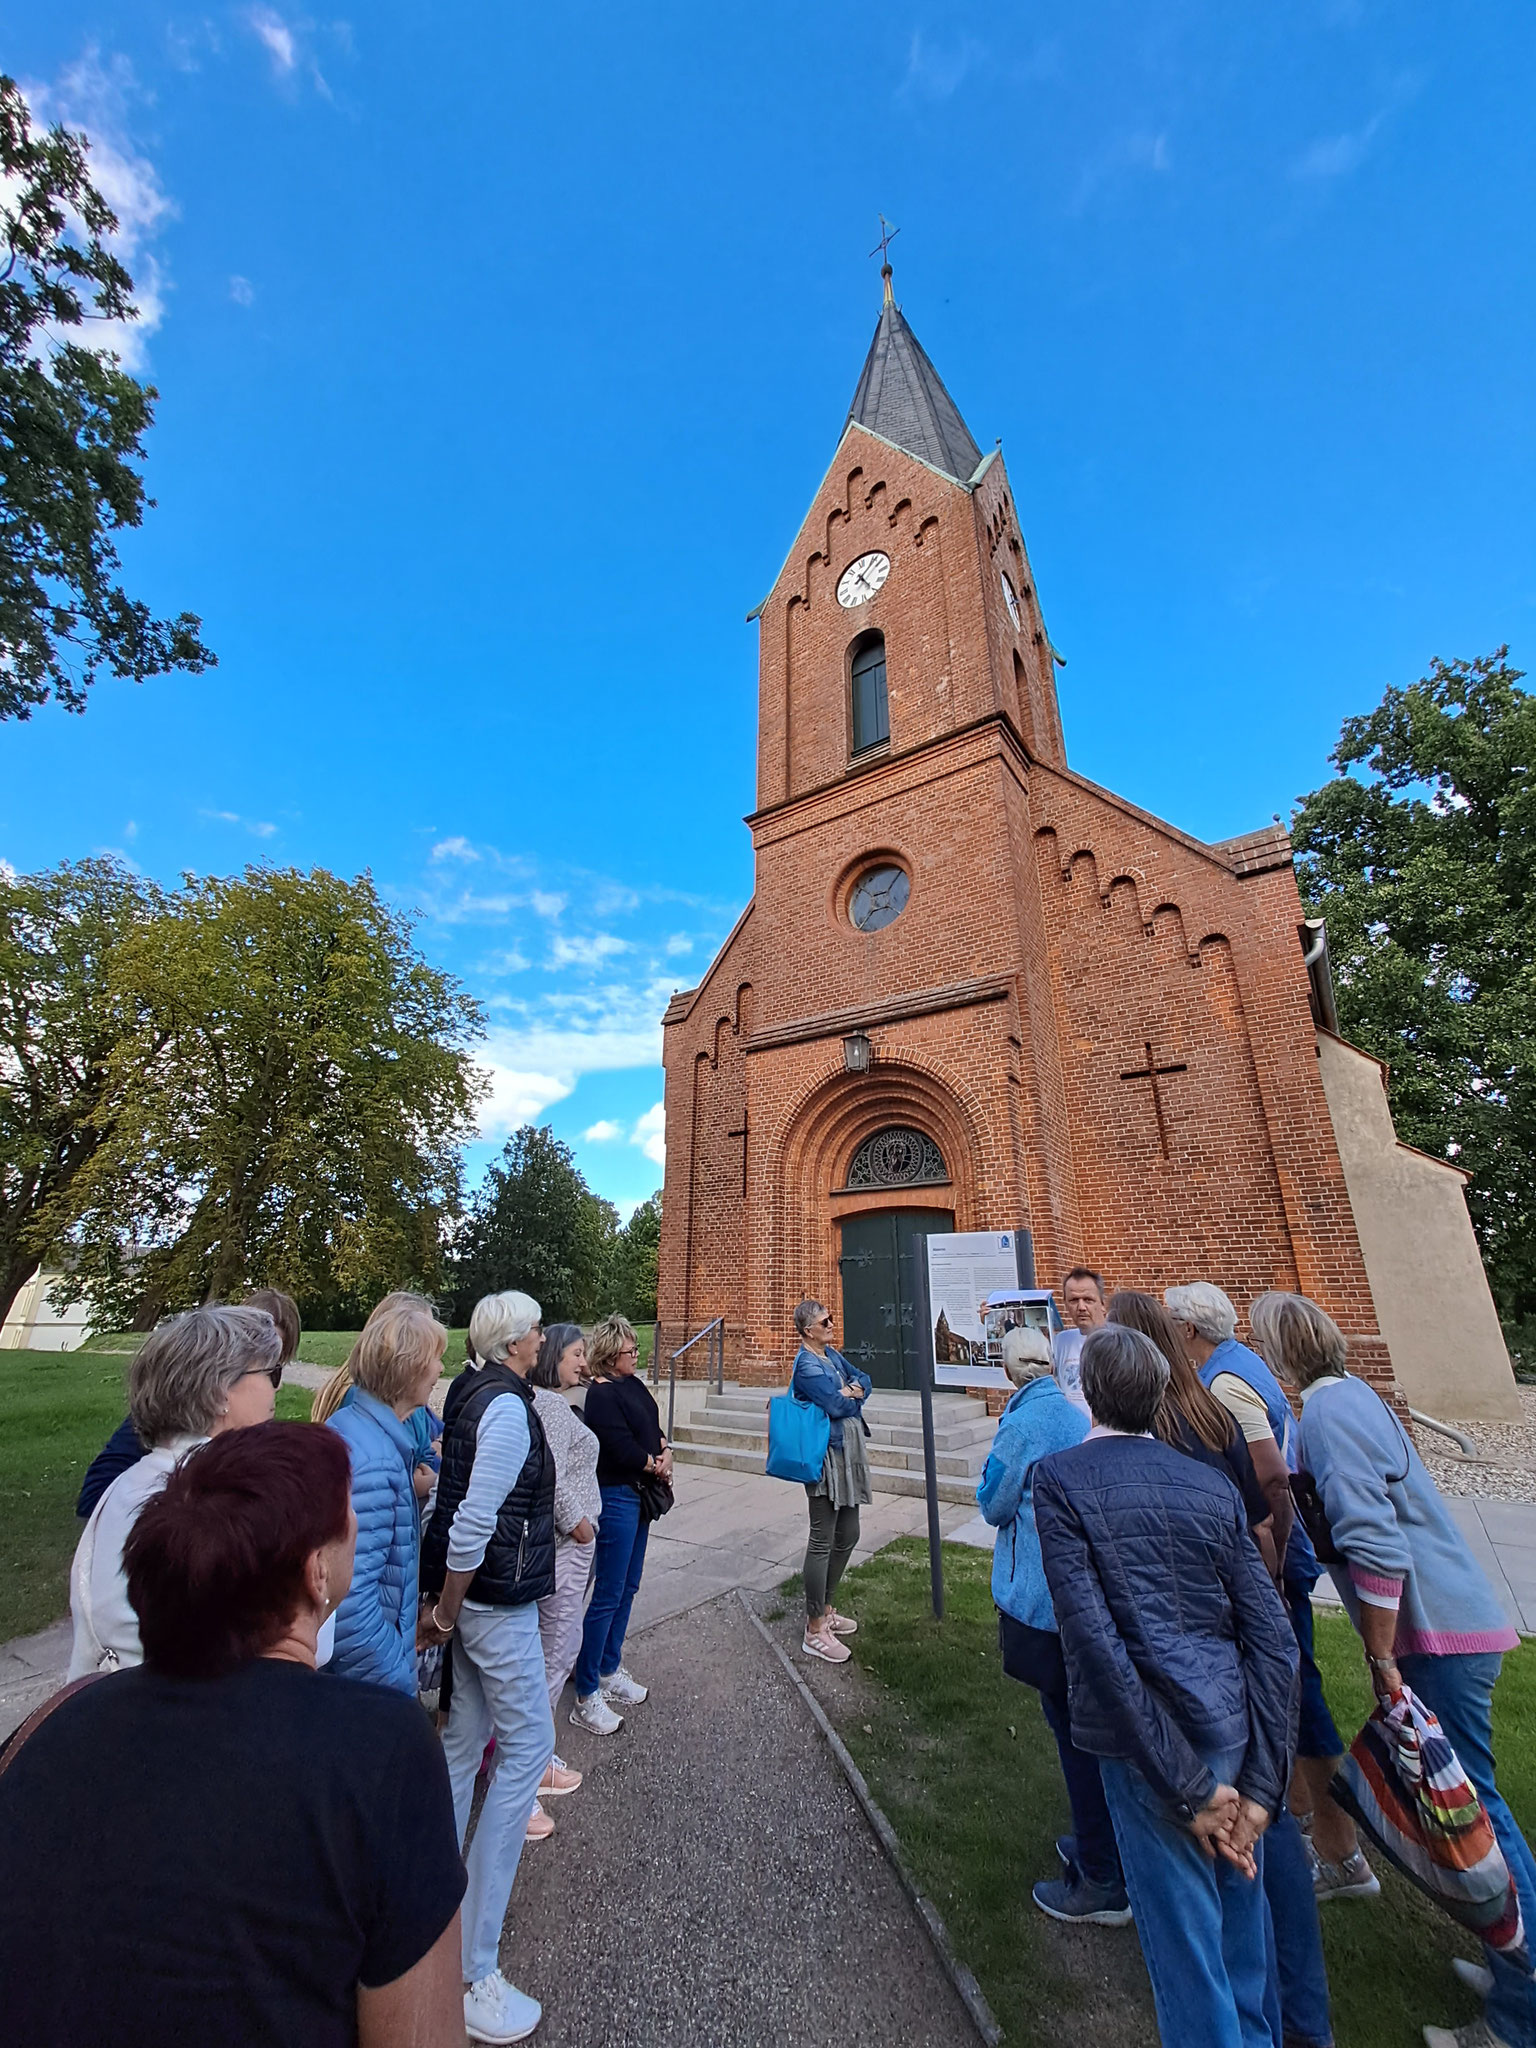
[657,1316,725,1438]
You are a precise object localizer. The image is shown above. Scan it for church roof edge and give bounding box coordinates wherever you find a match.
[845,296,984,485]
[661,897,756,1030]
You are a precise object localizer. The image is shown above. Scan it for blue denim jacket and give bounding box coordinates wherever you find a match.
[976,1377,1089,1631]
[790,1346,872,1452]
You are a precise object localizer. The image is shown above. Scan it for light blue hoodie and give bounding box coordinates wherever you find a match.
[976,1376,1089,1631]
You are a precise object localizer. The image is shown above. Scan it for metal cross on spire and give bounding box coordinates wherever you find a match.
[869,213,900,305]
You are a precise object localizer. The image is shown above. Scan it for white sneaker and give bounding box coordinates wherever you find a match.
[1452,1957,1495,2000]
[570,1689,624,1736]
[464,1969,541,2042]
[601,1664,648,1705]
[1423,2022,1514,2048]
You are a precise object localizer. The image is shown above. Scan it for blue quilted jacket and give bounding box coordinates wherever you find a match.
[326,1389,420,1696]
[1034,1435,1299,1821]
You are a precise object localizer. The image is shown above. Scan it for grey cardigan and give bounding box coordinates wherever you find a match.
[532,1387,603,1542]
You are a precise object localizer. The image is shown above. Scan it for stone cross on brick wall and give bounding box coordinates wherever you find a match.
[1119,1041,1188,1158]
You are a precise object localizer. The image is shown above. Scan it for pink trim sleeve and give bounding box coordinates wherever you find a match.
[1349,1565,1403,1607]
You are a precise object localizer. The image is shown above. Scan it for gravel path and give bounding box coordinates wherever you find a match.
[500,1592,979,2047]
[1422,1387,1536,1504]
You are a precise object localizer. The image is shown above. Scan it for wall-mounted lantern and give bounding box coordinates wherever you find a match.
[843,1031,873,1075]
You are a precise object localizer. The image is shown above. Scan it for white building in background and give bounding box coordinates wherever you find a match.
[0,1270,89,1352]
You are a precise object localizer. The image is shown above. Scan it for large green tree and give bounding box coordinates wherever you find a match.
[0,74,212,718]
[1292,648,1536,1321]
[0,858,165,1327]
[42,866,486,1328]
[607,1192,661,1324]
[449,1125,618,1326]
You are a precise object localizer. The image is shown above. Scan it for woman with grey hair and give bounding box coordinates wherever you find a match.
[68,1304,282,1679]
[1254,1291,1534,2048]
[790,1298,872,1665]
[419,1287,555,2045]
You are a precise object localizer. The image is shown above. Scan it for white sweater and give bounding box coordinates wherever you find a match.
[532,1388,603,1541]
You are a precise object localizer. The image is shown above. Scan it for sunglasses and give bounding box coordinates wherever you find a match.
[243,1364,284,1390]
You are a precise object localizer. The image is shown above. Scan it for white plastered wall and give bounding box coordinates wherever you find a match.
[1316,1032,1519,1421]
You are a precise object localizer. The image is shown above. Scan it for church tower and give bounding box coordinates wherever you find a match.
[656,267,1515,1419]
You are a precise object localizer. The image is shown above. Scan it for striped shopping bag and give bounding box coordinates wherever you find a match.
[1333,1684,1528,1967]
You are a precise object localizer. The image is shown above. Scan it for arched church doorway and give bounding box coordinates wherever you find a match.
[838,1208,954,1389]
[835,1124,954,1388]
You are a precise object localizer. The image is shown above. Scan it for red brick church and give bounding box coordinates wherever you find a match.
[655,267,1515,1415]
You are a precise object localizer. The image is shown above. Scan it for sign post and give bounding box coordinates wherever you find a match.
[910,1238,944,1619]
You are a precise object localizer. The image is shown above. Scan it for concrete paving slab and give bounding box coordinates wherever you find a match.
[948,1513,998,1552]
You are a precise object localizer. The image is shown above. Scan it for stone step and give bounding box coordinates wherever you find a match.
[702,1388,988,1424]
[670,1439,982,1504]
[671,1419,991,1479]
[676,1416,993,1459]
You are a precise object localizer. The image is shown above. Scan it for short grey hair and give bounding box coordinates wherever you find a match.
[1080,1324,1170,1435]
[1250,1292,1347,1389]
[468,1290,542,1365]
[1163,1282,1238,1346]
[1002,1325,1053,1386]
[129,1306,282,1446]
[794,1299,827,1339]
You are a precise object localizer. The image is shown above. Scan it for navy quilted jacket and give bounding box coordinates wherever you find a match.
[326,1389,420,1696]
[1034,1435,1298,1821]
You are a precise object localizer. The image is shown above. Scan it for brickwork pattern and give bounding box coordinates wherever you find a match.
[658,425,1396,1400]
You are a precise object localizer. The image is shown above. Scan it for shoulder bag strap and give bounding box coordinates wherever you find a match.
[0,1673,105,1778]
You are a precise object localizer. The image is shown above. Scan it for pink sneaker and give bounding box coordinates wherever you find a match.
[802,1625,851,1665]
[524,1799,555,1842]
[540,1754,583,1796]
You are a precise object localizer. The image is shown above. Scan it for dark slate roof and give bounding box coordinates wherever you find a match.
[844,293,984,485]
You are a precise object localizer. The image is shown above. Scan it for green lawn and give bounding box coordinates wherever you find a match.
[825,1537,1535,2048]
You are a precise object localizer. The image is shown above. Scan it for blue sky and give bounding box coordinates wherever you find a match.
[8,4,1534,1216]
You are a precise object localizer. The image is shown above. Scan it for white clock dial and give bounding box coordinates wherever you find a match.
[836,551,891,609]
[1000,570,1021,629]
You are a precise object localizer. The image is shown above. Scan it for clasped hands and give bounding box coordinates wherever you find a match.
[1189,1784,1270,1880]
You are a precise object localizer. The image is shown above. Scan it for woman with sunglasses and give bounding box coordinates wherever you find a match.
[790,1299,872,1665]
[68,1304,283,1679]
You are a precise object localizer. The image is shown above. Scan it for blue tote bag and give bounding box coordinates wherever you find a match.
[766,1388,830,1483]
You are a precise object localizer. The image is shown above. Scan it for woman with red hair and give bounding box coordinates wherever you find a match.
[0,1424,468,2048]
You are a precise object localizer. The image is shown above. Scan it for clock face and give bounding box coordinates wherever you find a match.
[836,551,891,609]
[1000,570,1021,629]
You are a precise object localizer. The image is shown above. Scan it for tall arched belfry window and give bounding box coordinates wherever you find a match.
[850,632,889,756]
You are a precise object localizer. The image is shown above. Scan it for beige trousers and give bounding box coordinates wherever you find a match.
[538,1538,596,1716]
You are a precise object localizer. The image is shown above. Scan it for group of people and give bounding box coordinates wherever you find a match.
[3,1284,672,2045]
[978,1265,1534,2048]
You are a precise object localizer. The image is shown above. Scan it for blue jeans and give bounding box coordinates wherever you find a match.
[442,1602,556,1984]
[1101,1747,1281,2048]
[1263,1804,1334,2046]
[573,1483,649,1697]
[1399,1651,1536,2048]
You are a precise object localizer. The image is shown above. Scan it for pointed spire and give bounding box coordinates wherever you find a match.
[843,281,984,486]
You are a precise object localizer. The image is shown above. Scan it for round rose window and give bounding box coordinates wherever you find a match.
[849,864,910,933]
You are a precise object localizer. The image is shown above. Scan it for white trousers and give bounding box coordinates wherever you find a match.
[538,1539,596,1717]
[442,1602,555,1984]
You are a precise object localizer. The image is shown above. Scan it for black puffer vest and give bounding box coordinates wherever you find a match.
[421,1364,556,1606]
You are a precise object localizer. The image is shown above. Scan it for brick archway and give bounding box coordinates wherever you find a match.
[745,1048,990,1374]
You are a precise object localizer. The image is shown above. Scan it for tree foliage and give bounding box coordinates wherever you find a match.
[37,865,485,1329]
[607,1193,661,1324]
[1292,648,1536,1321]
[0,858,165,1328]
[447,1125,619,1326]
[0,74,213,719]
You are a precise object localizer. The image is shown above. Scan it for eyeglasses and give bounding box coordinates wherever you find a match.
[242,1365,284,1390]
[617,1345,638,1359]
[817,1316,834,1328]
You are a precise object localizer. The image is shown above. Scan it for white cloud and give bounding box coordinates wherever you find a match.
[477,945,530,975]
[20,50,175,372]
[431,836,479,863]
[664,933,694,956]
[583,1119,624,1143]
[1291,114,1384,180]
[529,890,566,919]
[247,6,297,73]
[200,807,277,838]
[548,932,628,970]
[229,274,255,306]
[123,819,138,841]
[900,31,985,102]
[473,993,667,1141]
[631,1102,666,1168]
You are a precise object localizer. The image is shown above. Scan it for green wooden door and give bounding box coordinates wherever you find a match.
[838,1208,954,1389]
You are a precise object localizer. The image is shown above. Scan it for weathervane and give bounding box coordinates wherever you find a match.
[869,213,900,305]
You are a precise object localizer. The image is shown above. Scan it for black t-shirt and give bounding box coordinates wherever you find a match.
[0,1658,466,2046]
